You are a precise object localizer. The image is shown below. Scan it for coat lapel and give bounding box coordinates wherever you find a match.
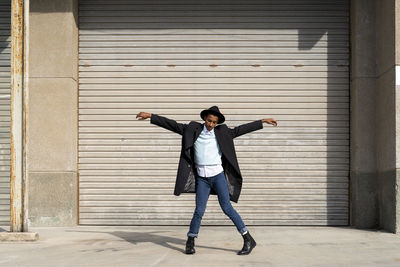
[193,125,202,145]
[183,124,202,150]
[182,123,202,163]
[214,127,225,154]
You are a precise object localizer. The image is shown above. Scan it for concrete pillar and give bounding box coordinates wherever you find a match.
[396,0,400,235]
[26,0,78,226]
[350,0,379,229]
[351,0,400,233]
[376,0,398,234]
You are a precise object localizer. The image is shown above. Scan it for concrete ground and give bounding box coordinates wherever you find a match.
[0,226,399,267]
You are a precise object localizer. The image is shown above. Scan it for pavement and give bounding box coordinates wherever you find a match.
[0,226,399,267]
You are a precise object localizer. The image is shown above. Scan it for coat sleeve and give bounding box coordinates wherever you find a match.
[150,114,188,136]
[229,120,263,139]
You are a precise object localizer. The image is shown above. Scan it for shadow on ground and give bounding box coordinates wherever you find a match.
[67,229,237,254]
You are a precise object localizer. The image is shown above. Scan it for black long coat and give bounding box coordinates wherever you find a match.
[150,114,263,203]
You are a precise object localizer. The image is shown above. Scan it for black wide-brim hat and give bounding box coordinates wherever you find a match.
[200,106,225,124]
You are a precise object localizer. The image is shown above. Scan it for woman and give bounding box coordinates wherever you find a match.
[136,106,277,255]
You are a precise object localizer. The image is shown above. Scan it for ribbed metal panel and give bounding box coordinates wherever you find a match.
[79,0,349,225]
[0,0,10,225]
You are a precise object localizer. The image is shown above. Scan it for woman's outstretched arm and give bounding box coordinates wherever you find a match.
[136,112,188,136]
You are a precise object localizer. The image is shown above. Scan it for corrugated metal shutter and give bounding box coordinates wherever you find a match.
[0,0,10,225]
[78,0,349,225]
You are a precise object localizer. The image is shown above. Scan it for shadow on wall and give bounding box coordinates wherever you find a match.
[0,1,10,67]
[29,0,78,26]
[0,0,11,226]
[0,34,9,55]
[299,12,350,224]
[299,15,350,223]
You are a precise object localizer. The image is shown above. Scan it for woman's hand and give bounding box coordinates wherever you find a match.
[262,118,277,126]
[136,112,152,120]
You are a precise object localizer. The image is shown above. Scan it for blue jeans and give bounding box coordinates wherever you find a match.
[187,171,248,237]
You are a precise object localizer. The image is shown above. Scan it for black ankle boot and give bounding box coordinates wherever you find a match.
[237,232,256,255]
[185,236,196,254]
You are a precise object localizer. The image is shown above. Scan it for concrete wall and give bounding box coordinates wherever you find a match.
[27,0,78,226]
[22,0,400,231]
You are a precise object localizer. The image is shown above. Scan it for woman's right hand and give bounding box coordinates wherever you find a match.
[136,112,152,120]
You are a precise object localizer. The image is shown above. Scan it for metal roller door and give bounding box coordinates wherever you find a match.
[0,0,10,225]
[78,0,349,225]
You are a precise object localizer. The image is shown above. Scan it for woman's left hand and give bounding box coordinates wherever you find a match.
[262,118,278,126]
